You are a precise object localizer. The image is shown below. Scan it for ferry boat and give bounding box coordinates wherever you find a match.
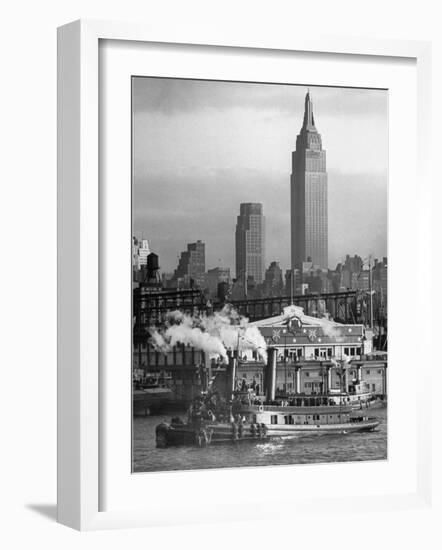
[236,401,379,436]
[155,347,379,447]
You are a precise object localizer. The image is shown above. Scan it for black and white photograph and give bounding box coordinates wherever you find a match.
[131,77,388,473]
[4,0,440,542]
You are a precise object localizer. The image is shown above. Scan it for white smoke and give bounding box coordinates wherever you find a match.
[149,305,267,362]
[320,322,344,342]
[282,304,344,342]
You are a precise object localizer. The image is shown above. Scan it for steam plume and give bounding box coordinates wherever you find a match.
[149,305,267,361]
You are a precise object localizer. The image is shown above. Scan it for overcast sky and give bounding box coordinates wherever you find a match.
[133,77,388,275]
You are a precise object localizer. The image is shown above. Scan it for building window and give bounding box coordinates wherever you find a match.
[271,415,278,425]
[305,372,310,377]
[366,370,371,375]
[377,370,382,374]
[344,347,349,355]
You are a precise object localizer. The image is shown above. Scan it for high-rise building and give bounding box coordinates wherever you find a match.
[373,257,387,305]
[262,261,284,297]
[173,240,206,288]
[138,239,150,267]
[235,203,265,284]
[132,237,140,268]
[291,91,328,270]
[205,267,231,298]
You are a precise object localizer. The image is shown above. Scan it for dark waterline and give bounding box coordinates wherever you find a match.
[132,407,387,473]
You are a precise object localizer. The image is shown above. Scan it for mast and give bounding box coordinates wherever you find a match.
[290,268,294,305]
[339,359,343,419]
[368,256,374,329]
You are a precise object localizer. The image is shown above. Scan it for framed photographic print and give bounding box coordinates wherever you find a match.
[57,20,432,530]
[131,77,388,472]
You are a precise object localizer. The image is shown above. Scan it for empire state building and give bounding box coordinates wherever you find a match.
[291,91,328,270]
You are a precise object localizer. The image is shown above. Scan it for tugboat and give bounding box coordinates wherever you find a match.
[155,409,269,448]
[155,347,379,448]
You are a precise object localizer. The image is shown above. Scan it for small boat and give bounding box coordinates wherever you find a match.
[325,379,383,410]
[133,374,175,416]
[309,391,386,411]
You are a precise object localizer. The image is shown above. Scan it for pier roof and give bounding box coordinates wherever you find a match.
[249,305,354,330]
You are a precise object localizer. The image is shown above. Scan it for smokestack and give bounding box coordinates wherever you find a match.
[227,354,237,400]
[204,351,212,378]
[265,347,277,402]
[203,352,211,391]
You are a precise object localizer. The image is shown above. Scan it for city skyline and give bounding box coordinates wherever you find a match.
[133,77,388,274]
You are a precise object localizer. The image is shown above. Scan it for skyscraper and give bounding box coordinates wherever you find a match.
[235,203,265,284]
[173,240,205,288]
[262,261,284,297]
[138,239,150,267]
[291,91,328,269]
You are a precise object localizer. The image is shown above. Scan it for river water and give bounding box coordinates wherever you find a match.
[132,406,387,473]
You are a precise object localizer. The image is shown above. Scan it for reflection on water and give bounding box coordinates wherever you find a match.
[132,407,387,473]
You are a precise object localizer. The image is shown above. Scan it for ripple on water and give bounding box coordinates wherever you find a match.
[132,407,387,473]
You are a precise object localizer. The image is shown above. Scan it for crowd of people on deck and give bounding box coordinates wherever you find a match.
[185,392,267,439]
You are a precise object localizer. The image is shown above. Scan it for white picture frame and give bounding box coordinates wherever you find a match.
[57,19,432,531]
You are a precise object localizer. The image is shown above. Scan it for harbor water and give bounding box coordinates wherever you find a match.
[132,406,387,473]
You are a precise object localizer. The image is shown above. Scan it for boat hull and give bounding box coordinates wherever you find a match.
[155,417,379,448]
[156,421,270,448]
[263,419,379,436]
[133,388,175,416]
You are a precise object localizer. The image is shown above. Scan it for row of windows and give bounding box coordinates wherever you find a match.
[343,347,362,356]
[270,414,340,425]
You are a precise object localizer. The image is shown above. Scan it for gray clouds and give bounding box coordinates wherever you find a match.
[133,77,388,274]
[133,77,387,118]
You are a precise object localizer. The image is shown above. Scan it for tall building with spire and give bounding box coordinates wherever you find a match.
[235,203,265,284]
[291,91,328,269]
